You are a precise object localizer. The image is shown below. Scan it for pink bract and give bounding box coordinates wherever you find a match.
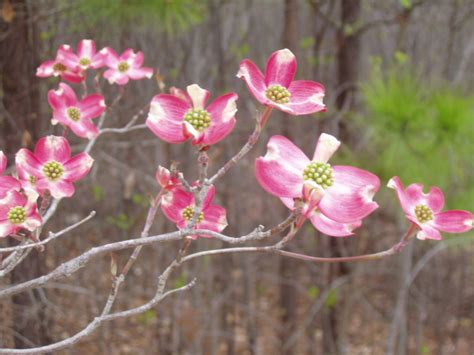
[255,134,380,223]
[160,184,227,239]
[36,45,84,83]
[388,176,473,240]
[15,136,94,199]
[0,151,21,199]
[103,48,154,85]
[0,190,42,238]
[146,84,238,146]
[237,48,326,115]
[48,83,106,139]
[57,39,107,70]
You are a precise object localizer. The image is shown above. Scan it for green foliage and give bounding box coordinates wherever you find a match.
[325,289,339,309]
[400,0,412,9]
[92,184,105,202]
[307,285,320,300]
[173,271,188,289]
[77,0,206,34]
[361,66,474,211]
[106,213,133,230]
[138,309,157,325]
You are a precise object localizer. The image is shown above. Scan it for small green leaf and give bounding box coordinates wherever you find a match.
[325,289,339,309]
[307,286,320,300]
[92,184,105,202]
[299,37,315,50]
[400,0,412,9]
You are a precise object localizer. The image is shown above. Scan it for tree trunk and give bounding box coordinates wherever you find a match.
[0,0,50,348]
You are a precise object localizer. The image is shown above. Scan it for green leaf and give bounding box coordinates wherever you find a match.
[325,289,339,309]
[307,286,320,300]
[400,0,412,9]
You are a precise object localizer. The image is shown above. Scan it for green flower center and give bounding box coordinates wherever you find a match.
[79,57,91,66]
[118,61,130,72]
[414,205,433,223]
[266,84,291,104]
[67,107,81,121]
[53,63,67,72]
[184,109,211,132]
[182,206,204,224]
[43,161,64,181]
[29,175,37,185]
[8,206,27,224]
[303,162,334,189]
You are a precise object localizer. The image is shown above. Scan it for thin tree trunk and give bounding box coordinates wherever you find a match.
[0,0,50,348]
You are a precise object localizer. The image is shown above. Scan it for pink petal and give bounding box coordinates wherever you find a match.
[312,133,341,163]
[236,59,269,105]
[120,49,140,64]
[61,70,85,84]
[0,151,6,174]
[255,135,309,198]
[196,204,228,236]
[186,84,211,109]
[146,95,190,143]
[264,48,297,88]
[78,94,106,119]
[433,210,473,234]
[90,52,106,69]
[0,221,17,238]
[67,119,99,139]
[78,39,96,59]
[34,136,71,163]
[0,176,21,198]
[309,211,362,237]
[201,93,238,146]
[37,179,75,199]
[202,185,216,210]
[170,87,192,105]
[285,80,326,115]
[130,51,144,67]
[104,47,119,68]
[127,67,154,80]
[184,121,204,144]
[22,209,43,232]
[63,153,94,181]
[161,187,194,223]
[48,83,78,110]
[36,60,56,77]
[56,48,79,70]
[15,149,43,177]
[319,165,380,223]
[425,187,445,213]
[387,177,423,216]
[417,224,442,240]
[103,69,129,85]
[156,166,171,187]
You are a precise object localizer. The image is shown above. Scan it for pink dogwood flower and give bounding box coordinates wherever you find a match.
[0,151,21,199]
[103,48,154,85]
[57,39,107,70]
[36,45,84,83]
[146,84,238,146]
[0,190,42,238]
[281,182,363,237]
[256,134,380,223]
[237,48,326,115]
[48,83,106,139]
[15,136,94,199]
[155,165,181,190]
[161,184,227,239]
[388,176,473,240]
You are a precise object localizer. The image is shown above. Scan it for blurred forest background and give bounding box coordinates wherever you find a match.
[1,0,473,354]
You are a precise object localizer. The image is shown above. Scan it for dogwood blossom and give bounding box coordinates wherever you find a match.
[36,45,84,83]
[161,184,227,239]
[146,84,238,146]
[48,83,106,139]
[15,136,94,199]
[388,176,473,240]
[237,48,326,115]
[57,39,107,70]
[255,134,380,223]
[0,190,42,238]
[103,48,154,85]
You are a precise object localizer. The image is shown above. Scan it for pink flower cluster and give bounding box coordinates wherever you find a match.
[0,137,94,238]
[37,39,154,85]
